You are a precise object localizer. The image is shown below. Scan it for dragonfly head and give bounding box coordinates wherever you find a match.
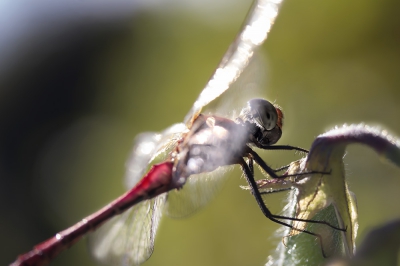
[238,98,283,147]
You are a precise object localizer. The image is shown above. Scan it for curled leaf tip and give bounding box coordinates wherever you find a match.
[311,124,400,167]
[263,123,400,265]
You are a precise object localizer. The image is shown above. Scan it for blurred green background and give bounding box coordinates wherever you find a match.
[2,0,400,265]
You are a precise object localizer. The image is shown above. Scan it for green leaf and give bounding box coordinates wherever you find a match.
[257,124,400,265]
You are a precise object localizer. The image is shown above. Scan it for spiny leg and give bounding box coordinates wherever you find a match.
[238,157,329,258]
[254,143,307,173]
[259,144,309,154]
[247,158,292,194]
[248,156,254,176]
[273,164,290,173]
[246,152,344,232]
[249,148,332,179]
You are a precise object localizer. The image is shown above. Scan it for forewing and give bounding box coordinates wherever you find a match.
[203,51,269,120]
[89,194,167,266]
[125,123,186,189]
[184,0,284,125]
[169,0,284,217]
[164,166,234,218]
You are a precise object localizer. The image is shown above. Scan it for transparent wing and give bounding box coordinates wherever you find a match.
[184,0,284,126]
[125,123,187,189]
[88,123,186,265]
[200,51,269,119]
[89,194,167,266]
[164,166,234,218]
[167,0,278,216]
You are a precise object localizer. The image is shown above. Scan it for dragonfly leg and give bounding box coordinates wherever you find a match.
[245,151,344,232]
[246,157,291,194]
[239,157,330,258]
[248,156,254,175]
[248,155,289,173]
[245,149,281,178]
[239,158,347,258]
[273,164,290,173]
[259,144,309,154]
[248,149,332,179]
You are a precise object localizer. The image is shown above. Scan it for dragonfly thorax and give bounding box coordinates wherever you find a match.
[173,114,249,184]
[172,99,283,186]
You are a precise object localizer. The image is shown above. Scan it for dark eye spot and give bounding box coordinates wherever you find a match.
[266,113,270,119]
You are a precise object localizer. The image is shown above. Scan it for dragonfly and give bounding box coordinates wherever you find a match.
[10,0,342,265]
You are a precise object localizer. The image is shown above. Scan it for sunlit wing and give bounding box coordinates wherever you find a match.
[184,0,284,126]
[201,51,269,118]
[88,124,186,265]
[169,0,283,217]
[89,195,167,266]
[124,123,187,189]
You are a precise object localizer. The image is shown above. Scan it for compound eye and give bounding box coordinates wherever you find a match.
[248,99,278,130]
